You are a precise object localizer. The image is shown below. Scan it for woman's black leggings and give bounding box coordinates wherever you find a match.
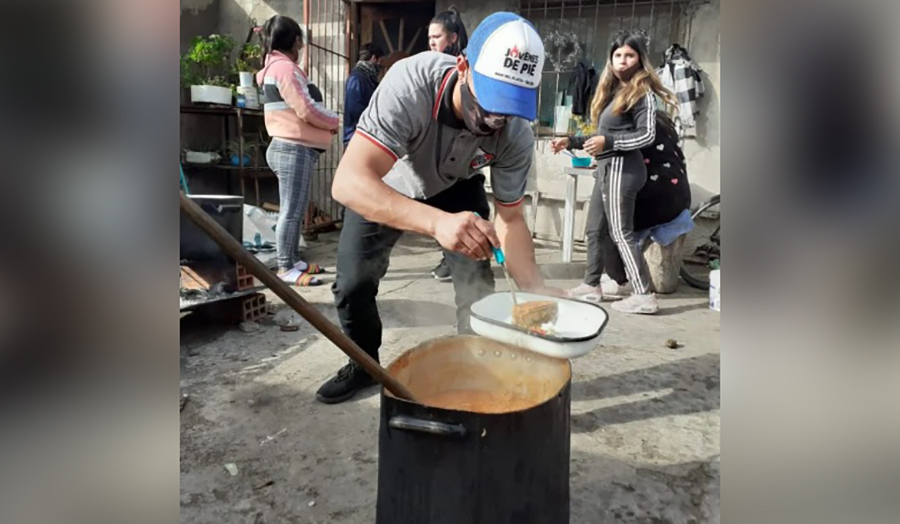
[584,151,652,294]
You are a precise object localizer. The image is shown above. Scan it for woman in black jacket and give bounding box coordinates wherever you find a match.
[427,6,467,56]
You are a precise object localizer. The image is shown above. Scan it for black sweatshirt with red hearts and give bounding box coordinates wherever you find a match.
[568,97,691,231]
[635,112,691,230]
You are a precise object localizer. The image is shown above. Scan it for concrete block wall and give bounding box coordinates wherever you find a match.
[181,0,221,53]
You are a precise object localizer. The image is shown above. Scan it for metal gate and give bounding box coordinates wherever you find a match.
[303,0,350,233]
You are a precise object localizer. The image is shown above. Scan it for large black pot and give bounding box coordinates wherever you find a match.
[179,195,243,262]
[378,335,571,524]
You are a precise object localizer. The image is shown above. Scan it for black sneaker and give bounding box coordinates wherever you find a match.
[431,258,452,282]
[315,362,377,404]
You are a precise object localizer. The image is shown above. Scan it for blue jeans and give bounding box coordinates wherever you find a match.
[266,138,320,270]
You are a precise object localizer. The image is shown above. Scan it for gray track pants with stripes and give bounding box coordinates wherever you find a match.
[585,151,652,294]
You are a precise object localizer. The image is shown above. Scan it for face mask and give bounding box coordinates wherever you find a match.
[459,80,510,136]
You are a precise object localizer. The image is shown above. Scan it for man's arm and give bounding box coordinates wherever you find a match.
[489,121,564,296]
[332,135,498,260]
[332,134,443,236]
[494,202,543,291]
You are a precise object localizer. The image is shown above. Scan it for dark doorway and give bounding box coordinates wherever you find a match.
[355,1,436,76]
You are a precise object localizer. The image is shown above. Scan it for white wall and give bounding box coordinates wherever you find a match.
[681,0,720,202]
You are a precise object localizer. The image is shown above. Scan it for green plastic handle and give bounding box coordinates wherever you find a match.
[492,247,505,265]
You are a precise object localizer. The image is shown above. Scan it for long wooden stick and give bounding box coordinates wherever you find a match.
[179,192,417,402]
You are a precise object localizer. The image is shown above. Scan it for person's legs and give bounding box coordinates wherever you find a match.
[267,140,323,285]
[317,209,403,403]
[601,233,628,286]
[598,233,633,299]
[443,249,494,333]
[431,256,452,282]
[602,154,658,314]
[267,140,318,271]
[583,174,608,287]
[425,175,495,333]
[568,175,605,301]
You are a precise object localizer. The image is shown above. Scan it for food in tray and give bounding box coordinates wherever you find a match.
[511,300,559,331]
[527,323,556,336]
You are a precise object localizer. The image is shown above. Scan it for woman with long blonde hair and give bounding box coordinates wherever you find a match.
[551,31,677,314]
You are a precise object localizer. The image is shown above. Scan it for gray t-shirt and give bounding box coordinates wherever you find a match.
[355,52,534,205]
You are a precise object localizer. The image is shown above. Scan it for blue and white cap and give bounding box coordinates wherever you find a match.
[466,12,545,121]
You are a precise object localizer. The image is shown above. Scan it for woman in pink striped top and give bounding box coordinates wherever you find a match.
[257,15,340,286]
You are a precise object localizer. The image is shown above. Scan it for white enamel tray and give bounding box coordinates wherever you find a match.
[469,292,609,359]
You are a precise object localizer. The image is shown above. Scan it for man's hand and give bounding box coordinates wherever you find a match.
[583,136,606,156]
[549,137,570,153]
[433,211,499,261]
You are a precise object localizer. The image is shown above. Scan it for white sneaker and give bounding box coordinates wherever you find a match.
[600,279,633,300]
[566,282,602,303]
[610,293,659,315]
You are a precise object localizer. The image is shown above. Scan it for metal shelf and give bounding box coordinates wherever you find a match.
[182,163,273,178]
[181,103,270,204]
[180,104,263,117]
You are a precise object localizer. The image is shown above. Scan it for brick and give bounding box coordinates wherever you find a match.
[236,263,255,291]
[240,293,266,322]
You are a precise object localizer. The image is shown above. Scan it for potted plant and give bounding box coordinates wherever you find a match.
[233,42,264,108]
[245,139,266,168]
[180,55,202,105]
[225,139,257,167]
[234,43,263,81]
[182,34,236,105]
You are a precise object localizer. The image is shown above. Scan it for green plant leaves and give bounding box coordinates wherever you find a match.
[181,34,236,87]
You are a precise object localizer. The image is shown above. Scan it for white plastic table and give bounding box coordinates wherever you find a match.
[561,166,597,263]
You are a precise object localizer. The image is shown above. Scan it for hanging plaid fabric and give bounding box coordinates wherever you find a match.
[658,43,705,137]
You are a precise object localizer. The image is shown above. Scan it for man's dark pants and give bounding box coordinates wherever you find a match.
[331,175,494,362]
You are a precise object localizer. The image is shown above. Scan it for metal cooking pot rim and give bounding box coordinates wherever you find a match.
[384,335,571,414]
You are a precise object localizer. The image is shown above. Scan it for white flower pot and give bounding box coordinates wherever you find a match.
[190,85,233,105]
[238,72,254,87]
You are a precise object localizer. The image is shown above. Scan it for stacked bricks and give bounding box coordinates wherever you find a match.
[236,263,255,291]
[241,293,266,322]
